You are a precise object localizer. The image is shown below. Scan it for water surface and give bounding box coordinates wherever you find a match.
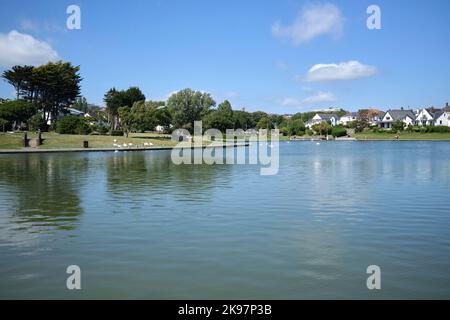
[1,141,449,299]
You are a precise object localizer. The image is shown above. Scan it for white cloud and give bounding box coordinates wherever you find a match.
[0,30,59,67]
[272,3,343,46]
[304,60,377,82]
[281,90,336,108]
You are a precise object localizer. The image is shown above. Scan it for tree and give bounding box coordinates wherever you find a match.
[121,87,145,108]
[203,100,235,132]
[2,62,81,125]
[0,99,35,130]
[0,118,8,132]
[104,87,145,130]
[256,116,273,130]
[167,89,215,132]
[118,106,133,137]
[72,96,88,113]
[312,121,332,136]
[288,119,306,136]
[2,65,33,99]
[233,110,251,130]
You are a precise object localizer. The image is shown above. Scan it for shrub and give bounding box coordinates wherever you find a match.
[110,130,124,136]
[56,116,91,135]
[426,126,450,133]
[27,113,48,131]
[331,126,347,138]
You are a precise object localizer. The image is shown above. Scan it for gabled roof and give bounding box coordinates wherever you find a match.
[317,113,338,120]
[385,109,415,121]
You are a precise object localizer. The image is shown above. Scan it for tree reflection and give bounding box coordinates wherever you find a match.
[0,154,86,234]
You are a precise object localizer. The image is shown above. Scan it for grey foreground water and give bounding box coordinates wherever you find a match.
[0,141,449,299]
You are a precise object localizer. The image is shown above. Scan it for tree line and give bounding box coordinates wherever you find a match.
[1,60,366,136]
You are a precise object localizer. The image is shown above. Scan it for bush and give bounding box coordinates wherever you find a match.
[56,116,91,135]
[27,114,48,131]
[331,126,347,138]
[426,126,450,133]
[110,130,124,136]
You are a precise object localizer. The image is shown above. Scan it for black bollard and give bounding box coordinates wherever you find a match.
[38,131,42,145]
[23,132,29,147]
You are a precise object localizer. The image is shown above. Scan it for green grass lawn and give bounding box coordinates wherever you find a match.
[0,132,177,150]
[353,132,450,140]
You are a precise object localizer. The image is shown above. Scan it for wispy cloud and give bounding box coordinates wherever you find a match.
[272,3,343,46]
[280,89,336,108]
[0,30,59,67]
[303,60,377,82]
[20,19,39,32]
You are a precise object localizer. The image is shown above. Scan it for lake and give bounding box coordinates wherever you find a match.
[0,141,449,299]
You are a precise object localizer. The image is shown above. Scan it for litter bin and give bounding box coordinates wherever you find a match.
[83,141,89,148]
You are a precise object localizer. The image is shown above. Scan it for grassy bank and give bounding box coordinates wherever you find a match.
[353,132,450,140]
[0,132,177,150]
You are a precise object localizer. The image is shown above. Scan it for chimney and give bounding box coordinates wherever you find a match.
[446,102,449,108]
[401,107,404,110]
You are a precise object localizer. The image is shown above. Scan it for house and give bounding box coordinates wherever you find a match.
[338,112,357,126]
[434,111,450,127]
[414,108,435,126]
[379,109,416,129]
[45,107,85,125]
[306,113,339,128]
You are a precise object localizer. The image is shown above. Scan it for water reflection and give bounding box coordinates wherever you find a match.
[0,154,86,245]
[104,150,235,203]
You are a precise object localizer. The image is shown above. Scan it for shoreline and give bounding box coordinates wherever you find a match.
[0,142,249,154]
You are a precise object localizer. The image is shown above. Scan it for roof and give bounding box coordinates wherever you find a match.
[385,109,415,121]
[317,113,338,120]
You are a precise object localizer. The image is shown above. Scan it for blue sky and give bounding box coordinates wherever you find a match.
[0,0,449,113]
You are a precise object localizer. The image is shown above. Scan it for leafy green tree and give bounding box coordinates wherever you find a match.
[2,62,81,126]
[154,107,172,128]
[0,99,35,130]
[121,87,146,109]
[104,87,145,130]
[167,89,215,132]
[288,119,306,136]
[250,111,268,127]
[312,121,332,136]
[233,110,252,130]
[2,65,34,99]
[118,106,134,137]
[203,100,235,132]
[0,118,8,132]
[256,116,273,130]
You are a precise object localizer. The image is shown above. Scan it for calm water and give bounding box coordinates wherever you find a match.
[0,141,450,299]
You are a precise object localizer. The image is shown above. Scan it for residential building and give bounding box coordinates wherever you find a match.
[379,109,416,129]
[306,113,339,128]
[338,112,357,126]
